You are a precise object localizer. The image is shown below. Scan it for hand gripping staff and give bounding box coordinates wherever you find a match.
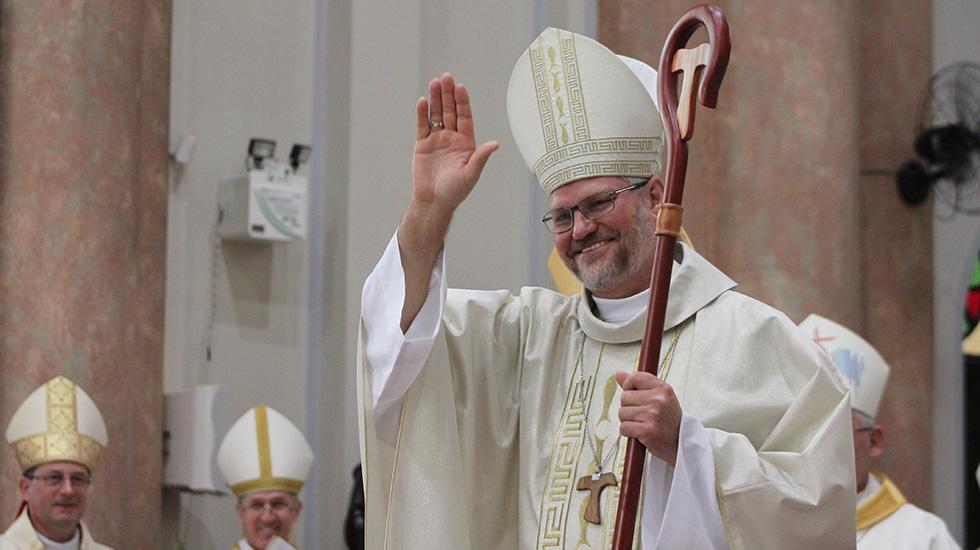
[611,5,731,549]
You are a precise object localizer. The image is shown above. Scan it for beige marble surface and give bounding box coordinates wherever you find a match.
[0,1,171,546]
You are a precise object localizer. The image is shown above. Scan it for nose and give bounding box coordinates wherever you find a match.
[570,209,597,240]
[57,478,76,495]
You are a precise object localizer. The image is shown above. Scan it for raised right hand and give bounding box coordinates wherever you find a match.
[411,72,499,217]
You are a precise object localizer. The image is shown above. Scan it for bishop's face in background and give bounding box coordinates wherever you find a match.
[549,175,663,299]
[18,461,90,542]
[851,410,884,493]
[236,489,303,549]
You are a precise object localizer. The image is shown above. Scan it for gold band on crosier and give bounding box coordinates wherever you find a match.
[655,203,683,237]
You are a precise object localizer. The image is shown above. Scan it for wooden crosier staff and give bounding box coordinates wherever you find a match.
[611,4,730,549]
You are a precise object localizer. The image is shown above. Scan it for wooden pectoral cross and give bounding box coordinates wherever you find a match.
[576,472,618,525]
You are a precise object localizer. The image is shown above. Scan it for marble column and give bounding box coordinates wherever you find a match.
[0,1,171,546]
[600,0,932,506]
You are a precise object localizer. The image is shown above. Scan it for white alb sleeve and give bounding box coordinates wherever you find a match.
[640,413,729,549]
[361,233,447,431]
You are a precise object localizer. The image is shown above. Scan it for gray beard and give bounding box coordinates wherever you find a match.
[568,204,656,294]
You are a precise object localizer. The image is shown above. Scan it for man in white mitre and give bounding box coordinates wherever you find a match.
[217,405,314,550]
[357,27,856,549]
[1,376,113,549]
[800,314,961,549]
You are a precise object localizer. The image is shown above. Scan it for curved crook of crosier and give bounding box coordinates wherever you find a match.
[657,3,731,145]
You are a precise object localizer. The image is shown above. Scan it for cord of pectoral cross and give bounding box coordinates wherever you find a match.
[573,337,619,477]
[573,326,684,476]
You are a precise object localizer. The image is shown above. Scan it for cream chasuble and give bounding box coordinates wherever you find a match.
[358,239,855,550]
[855,472,960,550]
[0,512,112,550]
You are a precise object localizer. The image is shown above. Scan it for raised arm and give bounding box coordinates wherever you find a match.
[398,73,499,331]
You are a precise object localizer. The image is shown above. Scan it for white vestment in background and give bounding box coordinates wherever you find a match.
[358,236,855,549]
[856,472,960,549]
[0,512,112,550]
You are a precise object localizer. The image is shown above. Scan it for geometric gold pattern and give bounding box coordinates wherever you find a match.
[520,28,662,195]
[10,377,104,471]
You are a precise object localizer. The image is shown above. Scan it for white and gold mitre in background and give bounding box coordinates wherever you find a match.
[217,405,313,497]
[506,27,663,195]
[5,376,109,472]
[799,314,891,418]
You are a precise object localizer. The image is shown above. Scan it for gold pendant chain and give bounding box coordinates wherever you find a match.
[573,336,619,478]
[573,325,684,478]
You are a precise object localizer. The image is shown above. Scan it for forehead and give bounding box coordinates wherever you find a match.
[34,461,88,475]
[548,176,628,207]
[243,489,294,503]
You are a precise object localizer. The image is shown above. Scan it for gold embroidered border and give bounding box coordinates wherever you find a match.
[560,33,589,144]
[536,336,591,549]
[530,41,558,153]
[531,137,662,179]
[541,161,660,195]
[230,476,304,496]
[255,406,273,479]
[531,29,591,156]
[12,433,103,471]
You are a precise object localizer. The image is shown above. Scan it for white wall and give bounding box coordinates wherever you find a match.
[165,1,594,548]
[932,0,980,541]
[164,1,314,547]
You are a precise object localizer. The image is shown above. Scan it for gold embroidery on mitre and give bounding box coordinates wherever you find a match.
[525,29,662,195]
[256,405,273,479]
[229,405,306,497]
[11,377,103,470]
[230,476,304,497]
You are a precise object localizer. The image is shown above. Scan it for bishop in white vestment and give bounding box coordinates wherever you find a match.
[1,376,113,550]
[800,314,960,550]
[358,28,856,550]
[218,406,313,550]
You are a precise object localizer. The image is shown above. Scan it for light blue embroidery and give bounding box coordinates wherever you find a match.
[833,349,864,389]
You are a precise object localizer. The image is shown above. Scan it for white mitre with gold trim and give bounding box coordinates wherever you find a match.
[507,27,663,195]
[217,405,313,497]
[799,314,891,418]
[5,376,109,472]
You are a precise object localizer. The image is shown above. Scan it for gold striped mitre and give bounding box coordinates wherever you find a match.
[217,405,314,497]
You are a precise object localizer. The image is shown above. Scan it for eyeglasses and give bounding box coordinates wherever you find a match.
[243,498,295,514]
[541,180,648,234]
[25,472,91,488]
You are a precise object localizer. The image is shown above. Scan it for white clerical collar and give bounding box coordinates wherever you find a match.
[592,288,650,325]
[35,527,80,550]
[856,470,882,508]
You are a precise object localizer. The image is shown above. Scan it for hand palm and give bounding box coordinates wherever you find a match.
[411,73,498,213]
[413,130,477,207]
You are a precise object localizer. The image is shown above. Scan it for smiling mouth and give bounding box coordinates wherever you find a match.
[572,238,615,258]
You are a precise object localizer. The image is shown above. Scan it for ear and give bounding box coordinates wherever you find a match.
[19,477,29,501]
[648,177,665,205]
[868,424,885,460]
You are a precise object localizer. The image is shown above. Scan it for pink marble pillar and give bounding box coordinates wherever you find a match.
[856,0,933,506]
[600,0,932,506]
[0,1,171,546]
